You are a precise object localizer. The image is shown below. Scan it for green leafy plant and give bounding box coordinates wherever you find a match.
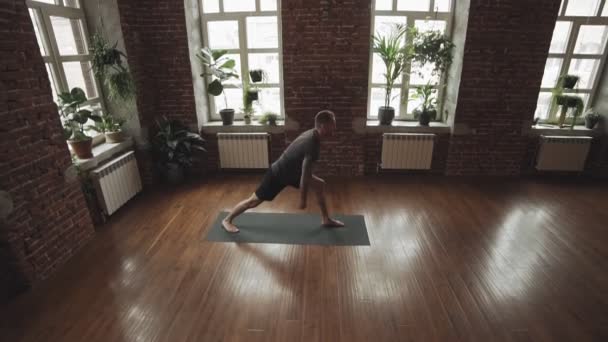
[242,85,256,119]
[90,31,136,101]
[411,82,438,114]
[560,74,580,89]
[259,111,278,125]
[372,24,409,108]
[196,47,239,110]
[57,87,101,141]
[550,74,584,127]
[87,113,126,134]
[152,117,206,168]
[410,27,455,76]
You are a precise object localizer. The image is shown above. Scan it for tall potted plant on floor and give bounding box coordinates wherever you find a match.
[58,87,100,159]
[152,117,206,184]
[372,24,408,125]
[197,48,239,125]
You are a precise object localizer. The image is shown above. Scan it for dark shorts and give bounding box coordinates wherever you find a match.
[255,169,299,201]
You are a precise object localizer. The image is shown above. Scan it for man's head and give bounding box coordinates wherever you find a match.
[315,110,336,137]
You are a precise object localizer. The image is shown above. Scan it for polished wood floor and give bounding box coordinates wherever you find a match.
[1,175,608,341]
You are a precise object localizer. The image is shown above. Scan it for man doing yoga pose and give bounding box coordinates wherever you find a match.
[222,110,345,233]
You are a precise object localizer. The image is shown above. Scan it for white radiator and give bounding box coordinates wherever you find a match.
[381,133,435,170]
[536,135,592,171]
[217,133,270,169]
[91,151,142,215]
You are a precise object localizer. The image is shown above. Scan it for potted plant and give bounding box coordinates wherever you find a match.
[372,24,408,125]
[259,112,278,126]
[90,31,136,100]
[242,86,256,125]
[197,47,239,125]
[561,74,580,89]
[551,74,584,128]
[87,113,127,143]
[411,83,438,126]
[584,109,601,129]
[152,117,206,184]
[58,87,100,159]
[249,69,266,83]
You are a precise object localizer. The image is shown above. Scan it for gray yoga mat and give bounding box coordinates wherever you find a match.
[206,212,370,246]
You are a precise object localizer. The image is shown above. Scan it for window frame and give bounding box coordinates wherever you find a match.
[199,0,285,121]
[367,0,455,121]
[536,0,608,123]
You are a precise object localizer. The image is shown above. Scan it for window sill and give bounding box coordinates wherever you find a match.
[530,124,598,137]
[365,120,451,133]
[201,120,285,134]
[73,137,135,172]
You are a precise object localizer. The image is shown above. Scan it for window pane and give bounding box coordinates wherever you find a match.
[260,0,277,11]
[248,53,280,83]
[603,4,608,16]
[565,0,600,16]
[253,88,281,115]
[410,61,440,85]
[568,58,601,89]
[224,0,255,12]
[415,20,447,33]
[45,64,58,102]
[375,0,392,11]
[247,16,278,49]
[29,9,47,56]
[217,88,242,112]
[35,0,56,4]
[370,87,401,116]
[535,92,553,120]
[397,0,429,11]
[50,16,87,55]
[202,0,220,13]
[573,25,608,54]
[63,0,80,8]
[63,61,98,98]
[549,21,572,53]
[207,21,239,49]
[223,54,241,85]
[540,58,563,88]
[374,16,407,41]
[434,0,451,12]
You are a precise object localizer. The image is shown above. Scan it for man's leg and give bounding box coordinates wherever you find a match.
[311,175,344,227]
[222,193,263,233]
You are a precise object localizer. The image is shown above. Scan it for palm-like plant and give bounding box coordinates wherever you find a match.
[196,47,239,110]
[372,24,409,109]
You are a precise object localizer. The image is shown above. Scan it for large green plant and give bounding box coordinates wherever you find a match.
[90,31,136,101]
[57,87,101,141]
[372,24,409,108]
[196,48,239,110]
[152,117,206,168]
[410,27,455,76]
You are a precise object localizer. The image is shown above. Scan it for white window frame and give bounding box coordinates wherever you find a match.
[199,0,285,121]
[26,0,104,111]
[368,0,455,121]
[537,0,608,123]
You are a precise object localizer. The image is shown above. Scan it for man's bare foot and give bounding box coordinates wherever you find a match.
[222,219,240,233]
[322,218,345,228]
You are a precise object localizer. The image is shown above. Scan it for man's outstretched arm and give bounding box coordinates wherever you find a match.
[299,156,313,208]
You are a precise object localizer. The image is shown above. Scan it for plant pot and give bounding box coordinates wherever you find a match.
[249,70,263,83]
[244,116,252,124]
[378,106,395,125]
[219,109,235,126]
[563,76,579,89]
[268,119,277,126]
[417,109,436,126]
[105,130,125,144]
[165,163,185,185]
[585,115,600,129]
[247,90,259,102]
[68,138,93,159]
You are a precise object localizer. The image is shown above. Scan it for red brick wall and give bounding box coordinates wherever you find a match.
[0,0,95,299]
[446,0,561,175]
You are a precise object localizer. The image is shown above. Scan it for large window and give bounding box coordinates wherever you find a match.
[27,0,102,112]
[368,0,454,120]
[535,0,608,122]
[200,0,284,120]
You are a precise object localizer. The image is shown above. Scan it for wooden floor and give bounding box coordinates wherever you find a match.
[1,175,608,341]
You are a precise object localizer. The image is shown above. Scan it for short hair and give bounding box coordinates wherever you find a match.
[315,110,335,127]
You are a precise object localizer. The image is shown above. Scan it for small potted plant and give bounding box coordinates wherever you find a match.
[152,117,206,184]
[259,111,278,126]
[584,109,601,129]
[372,24,408,125]
[242,86,256,125]
[411,83,438,126]
[197,47,239,125]
[551,74,584,128]
[249,69,266,83]
[87,113,127,143]
[58,87,100,159]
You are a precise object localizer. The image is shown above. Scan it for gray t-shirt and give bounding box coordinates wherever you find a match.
[271,129,320,183]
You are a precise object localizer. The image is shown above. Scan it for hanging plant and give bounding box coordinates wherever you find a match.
[89,30,136,101]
